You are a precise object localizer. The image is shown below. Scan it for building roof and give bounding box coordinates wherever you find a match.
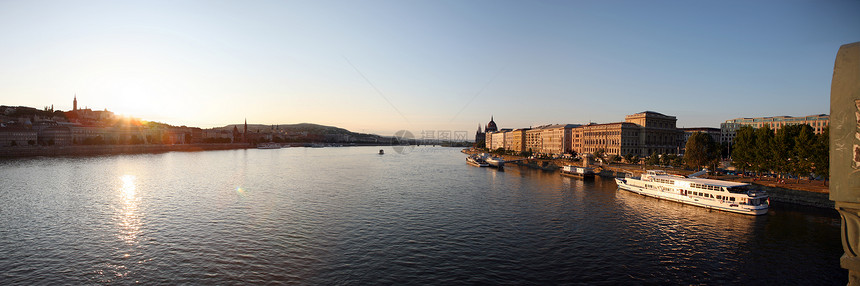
[626,111,674,118]
[723,114,829,123]
[681,127,720,132]
[580,122,637,128]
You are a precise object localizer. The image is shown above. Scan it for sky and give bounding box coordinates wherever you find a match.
[1,0,858,136]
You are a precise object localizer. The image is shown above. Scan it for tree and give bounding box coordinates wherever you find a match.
[521,150,533,158]
[684,132,719,169]
[610,154,622,163]
[671,155,684,167]
[661,153,673,166]
[812,126,829,185]
[731,126,756,173]
[593,149,605,160]
[624,153,634,164]
[720,142,730,160]
[753,125,775,175]
[792,125,816,182]
[773,125,803,178]
[647,152,660,166]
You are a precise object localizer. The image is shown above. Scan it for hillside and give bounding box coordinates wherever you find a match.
[216,123,384,138]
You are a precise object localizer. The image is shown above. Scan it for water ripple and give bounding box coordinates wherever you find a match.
[0,147,847,284]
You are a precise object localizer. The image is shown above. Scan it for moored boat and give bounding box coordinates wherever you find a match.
[484,155,505,168]
[560,165,594,179]
[466,155,489,167]
[257,142,281,149]
[614,170,768,215]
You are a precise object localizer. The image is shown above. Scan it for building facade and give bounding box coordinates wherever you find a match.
[574,122,641,156]
[491,111,683,158]
[490,131,507,151]
[568,111,682,157]
[505,128,529,154]
[720,114,829,145]
[0,127,37,146]
[540,124,578,156]
[624,111,683,156]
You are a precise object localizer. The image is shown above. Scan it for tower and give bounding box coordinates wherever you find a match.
[475,124,486,148]
[243,118,248,142]
[73,94,77,111]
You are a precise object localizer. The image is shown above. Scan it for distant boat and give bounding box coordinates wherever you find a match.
[466,154,489,167]
[484,156,505,168]
[257,142,281,149]
[379,149,384,155]
[560,165,595,179]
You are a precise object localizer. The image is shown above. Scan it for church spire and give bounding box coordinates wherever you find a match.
[73,93,77,111]
[243,118,248,143]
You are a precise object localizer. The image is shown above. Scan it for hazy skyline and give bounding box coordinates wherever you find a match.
[1,0,858,135]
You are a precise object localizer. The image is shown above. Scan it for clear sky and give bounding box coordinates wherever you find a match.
[1,0,858,135]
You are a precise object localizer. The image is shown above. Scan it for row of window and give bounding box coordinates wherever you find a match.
[690,191,736,202]
[690,183,720,191]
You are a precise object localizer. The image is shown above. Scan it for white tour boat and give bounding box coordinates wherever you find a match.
[614,170,769,215]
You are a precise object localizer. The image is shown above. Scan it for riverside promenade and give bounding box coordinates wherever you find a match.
[464,149,833,209]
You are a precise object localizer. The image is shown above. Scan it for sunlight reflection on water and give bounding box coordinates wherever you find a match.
[117,174,141,245]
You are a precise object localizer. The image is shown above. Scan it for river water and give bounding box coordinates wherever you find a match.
[0,146,847,284]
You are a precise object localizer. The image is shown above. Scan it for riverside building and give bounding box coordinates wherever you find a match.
[505,128,529,154]
[720,114,829,145]
[572,111,683,157]
[482,111,683,157]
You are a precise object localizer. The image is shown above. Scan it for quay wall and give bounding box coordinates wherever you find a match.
[747,184,834,209]
[0,143,252,158]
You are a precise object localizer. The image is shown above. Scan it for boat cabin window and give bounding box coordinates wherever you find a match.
[748,198,767,206]
[727,186,750,194]
[690,183,720,191]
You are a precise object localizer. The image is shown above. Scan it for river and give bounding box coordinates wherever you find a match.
[0,146,846,284]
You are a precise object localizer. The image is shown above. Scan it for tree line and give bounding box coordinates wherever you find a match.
[729,124,828,182]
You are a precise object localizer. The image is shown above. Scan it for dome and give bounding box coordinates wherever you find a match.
[485,116,498,132]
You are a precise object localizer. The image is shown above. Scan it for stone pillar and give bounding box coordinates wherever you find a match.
[830,41,860,285]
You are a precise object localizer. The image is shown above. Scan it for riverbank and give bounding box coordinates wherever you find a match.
[0,143,253,158]
[464,149,834,209]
